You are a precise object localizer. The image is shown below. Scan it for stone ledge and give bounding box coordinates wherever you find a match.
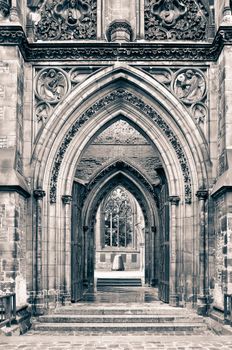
[0,148,30,198]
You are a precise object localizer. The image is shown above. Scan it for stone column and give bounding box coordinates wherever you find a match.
[196,189,209,315]
[83,225,89,289]
[62,195,72,304]
[33,188,46,314]
[168,195,180,307]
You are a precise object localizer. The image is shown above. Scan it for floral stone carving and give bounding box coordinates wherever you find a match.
[173,69,206,104]
[35,68,69,104]
[145,0,209,41]
[34,0,97,41]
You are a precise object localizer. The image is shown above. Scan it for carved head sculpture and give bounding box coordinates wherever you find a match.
[152,0,187,27]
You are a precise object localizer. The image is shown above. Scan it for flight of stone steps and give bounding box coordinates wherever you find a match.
[32,303,208,335]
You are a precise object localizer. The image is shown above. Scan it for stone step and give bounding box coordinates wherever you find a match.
[37,314,204,323]
[33,322,208,333]
[54,306,187,315]
[96,278,142,287]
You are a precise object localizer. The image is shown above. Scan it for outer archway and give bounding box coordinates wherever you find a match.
[31,64,211,312]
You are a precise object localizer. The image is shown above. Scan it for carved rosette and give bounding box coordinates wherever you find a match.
[50,89,192,204]
[172,68,206,105]
[145,0,209,41]
[0,0,10,18]
[33,0,97,41]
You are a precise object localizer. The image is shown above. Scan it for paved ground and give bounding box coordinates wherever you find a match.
[0,335,232,349]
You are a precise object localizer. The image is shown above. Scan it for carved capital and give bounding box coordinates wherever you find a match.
[33,188,46,200]
[62,195,72,205]
[168,196,180,205]
[196,190,208,200]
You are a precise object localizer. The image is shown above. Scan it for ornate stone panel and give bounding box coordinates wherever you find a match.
[141,66,208,135]
[144,0,209,41]
[49,89,192,204]
[93,120,149,145]
[32,0,97,41]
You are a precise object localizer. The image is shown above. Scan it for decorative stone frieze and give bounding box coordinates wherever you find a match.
[33,0,97,41]
[62,195,72,204]
[0,0,10,18]
[1,25,232,62]
[50,89,192,204]
[144,0,209,41]
[106,20,133,42]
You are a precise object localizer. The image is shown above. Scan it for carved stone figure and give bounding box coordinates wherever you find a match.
[145,0,209,41]
[36,68,69,103]
[36,102,51,124]
[152,0,187,27]
[55,0,89,28]
[173,69,206,104]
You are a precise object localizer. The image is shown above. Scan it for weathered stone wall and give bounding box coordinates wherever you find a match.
[0,192,27,305]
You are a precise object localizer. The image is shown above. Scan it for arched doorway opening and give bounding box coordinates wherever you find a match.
[32,64,210,312]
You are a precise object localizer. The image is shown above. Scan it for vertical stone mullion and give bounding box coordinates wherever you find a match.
[62,195,72,303]
[168,196,180,307]
[33,188,46,314]
[196,189,208,315]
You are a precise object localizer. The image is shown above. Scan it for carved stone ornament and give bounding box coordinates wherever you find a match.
[35,68,69,104]
[50,89,192,204]
[145,0,209,41]
[196,189,208,200]
[34,0,97,41]
[35,102,51,124]
[0,0,10,18]
[33,188,46,199]
[173,69,206,104]
[191,102,207,124]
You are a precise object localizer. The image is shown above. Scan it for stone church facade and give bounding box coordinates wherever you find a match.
[0,0,232,320]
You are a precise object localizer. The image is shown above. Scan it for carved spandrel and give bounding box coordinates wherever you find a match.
[33,0,97,41]
[145,0,209,41]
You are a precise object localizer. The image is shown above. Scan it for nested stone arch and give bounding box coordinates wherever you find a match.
[82,163,159,229]
[81,170,158,285]
[32,64,210,199]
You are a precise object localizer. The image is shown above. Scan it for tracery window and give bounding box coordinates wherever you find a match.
[104,187,134,248]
